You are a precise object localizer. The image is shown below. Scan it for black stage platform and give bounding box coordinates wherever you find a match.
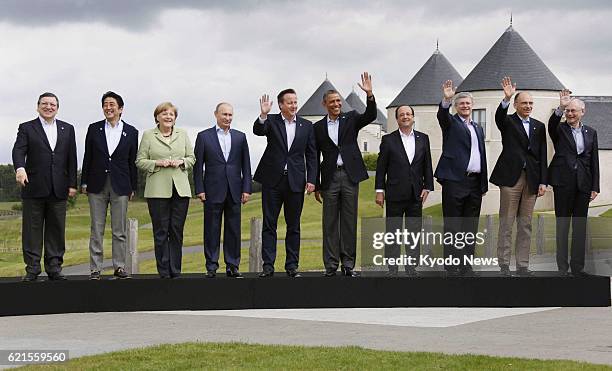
[0,272,609,316]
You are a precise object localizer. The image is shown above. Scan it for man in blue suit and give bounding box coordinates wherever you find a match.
[435,80,488,276]
[194,102,252,278]
[81,91,139,280]
[253,89,317,277]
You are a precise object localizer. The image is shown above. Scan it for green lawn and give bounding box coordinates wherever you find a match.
[17,342,611,370]
[0,178,385,276]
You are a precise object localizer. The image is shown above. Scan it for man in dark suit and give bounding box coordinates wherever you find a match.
[81,91,138,280]
[375,105,434,276]
[548,90,599,277]
[253,89,317,277]
[194,102,252,279]
[435,80,488,276]
[12,92,77,281]
[490,77,547,277]
[313,72,376,277]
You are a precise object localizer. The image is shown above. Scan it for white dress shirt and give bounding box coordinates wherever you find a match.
[216,125,232,161]
[283,115,296,170]
[326,115,343,166]
[39,116,57,150]
[105,120,123,155]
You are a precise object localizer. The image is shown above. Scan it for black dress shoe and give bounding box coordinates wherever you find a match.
[460,268,479,277]
[515,268,533,277]
[572,271,592,278]
[558,270,570,277]
[259,270,274,278]
[385,270,399,277]
[499,265,511,277]
[22,272,40,282]
[226,267,243,278]
[405,267,420,277]
[47,272,67,281]
[205,270,217,278]
[113,267,130,279]
[323,269,336,277]
[444,267,460,277]
[341,267,359,277]
[286,268,302,278]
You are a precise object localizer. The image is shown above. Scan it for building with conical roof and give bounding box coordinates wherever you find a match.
[385,27,570,212]
[386,47,463,135]
[457,26,564,92]
[457,25,566,212]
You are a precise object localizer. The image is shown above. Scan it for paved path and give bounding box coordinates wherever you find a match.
[0,302,611,368]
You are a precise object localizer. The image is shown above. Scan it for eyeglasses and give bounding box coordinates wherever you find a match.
[564,109,582,114]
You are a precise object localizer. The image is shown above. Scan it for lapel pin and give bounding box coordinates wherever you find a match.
[99,127,103,131]
[122,132,127,137]
[61,126,64,130]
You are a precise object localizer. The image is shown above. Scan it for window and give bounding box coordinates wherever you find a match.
[472,109,486,137]
[363,141,368,152]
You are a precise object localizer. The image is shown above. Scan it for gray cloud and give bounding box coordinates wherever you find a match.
[0,1,611,166]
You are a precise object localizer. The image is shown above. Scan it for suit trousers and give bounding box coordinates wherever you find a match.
[497,171,537,269]
[385,192,422,273]
[87,176,129,273]
[147,186,190,278]
[553,175,590,274]
[321,168,359,271]
[261,174,305,271]
[203,189,241,272]
[22,196,67,275]
[441,175,483,271]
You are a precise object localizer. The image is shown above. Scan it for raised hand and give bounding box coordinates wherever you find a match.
[357,72,373,96]
[501,76,516,101]
[559,89,571,109]
[442,80,456,101]
[259,94,273,117]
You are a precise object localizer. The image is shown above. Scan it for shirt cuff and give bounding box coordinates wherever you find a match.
[554,107,563,117]
[375,189,384,193]
[16,167,25,173]
[258,116,266,124]
[501,100,510,109]
[441,100,452,109]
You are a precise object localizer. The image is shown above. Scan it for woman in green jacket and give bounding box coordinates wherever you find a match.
[136,102,195,278]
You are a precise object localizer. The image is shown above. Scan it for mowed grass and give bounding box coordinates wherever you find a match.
[17,342,612,371]
[0,178,388,276]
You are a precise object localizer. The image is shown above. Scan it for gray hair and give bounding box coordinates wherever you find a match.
[569,98,585,111]
[453,92,474,106]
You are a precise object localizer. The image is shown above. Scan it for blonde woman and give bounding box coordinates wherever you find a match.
[136,102,195,278]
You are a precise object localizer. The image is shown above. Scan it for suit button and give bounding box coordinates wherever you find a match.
[108,157,112,161]
[105,170,109,173]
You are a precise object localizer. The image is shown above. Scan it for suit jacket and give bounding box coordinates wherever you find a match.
[434,103,488,194]
[489,103,547,193]
[80,120,138,196]
[253,114,317,193]
[375,129,434,202]
[314,96,377,190]
[12,118,77,200]
[548,112,599,193]
[193,127,252,204]
[135,127,195,198]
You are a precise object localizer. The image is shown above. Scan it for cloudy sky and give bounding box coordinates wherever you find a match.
[1,0,610,167]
